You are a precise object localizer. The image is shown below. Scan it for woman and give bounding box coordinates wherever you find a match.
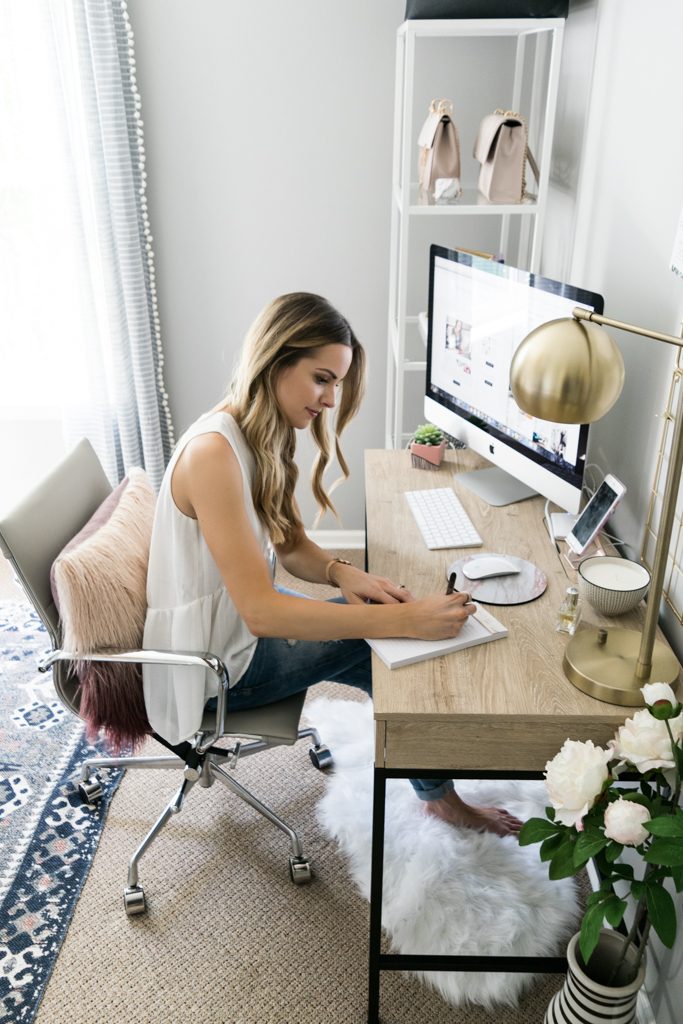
[143,292,520,837]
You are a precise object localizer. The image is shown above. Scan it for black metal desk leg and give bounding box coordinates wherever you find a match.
[367,768,387,1024]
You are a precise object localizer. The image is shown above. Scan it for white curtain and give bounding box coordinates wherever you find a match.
[0,0,174,491]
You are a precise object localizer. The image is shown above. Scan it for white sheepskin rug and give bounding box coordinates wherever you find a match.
[307,696,579,1009]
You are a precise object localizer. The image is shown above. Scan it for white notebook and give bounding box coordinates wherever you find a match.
[366,605,507,669]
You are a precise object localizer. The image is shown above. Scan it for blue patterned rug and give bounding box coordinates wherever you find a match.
[0,601,122,1024]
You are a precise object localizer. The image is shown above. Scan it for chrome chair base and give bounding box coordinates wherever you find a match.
[74,727,332,915]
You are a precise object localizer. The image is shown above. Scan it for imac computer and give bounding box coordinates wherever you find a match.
[425,245,604,514]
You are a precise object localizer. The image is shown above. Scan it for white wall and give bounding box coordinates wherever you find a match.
[127,0,405,530]
[128,1,527,529]
[0,416,67,515]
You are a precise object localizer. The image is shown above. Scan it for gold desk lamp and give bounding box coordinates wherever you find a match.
[510,306,681,705]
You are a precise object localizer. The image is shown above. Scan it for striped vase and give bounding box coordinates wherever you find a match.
[545,930,646,1024]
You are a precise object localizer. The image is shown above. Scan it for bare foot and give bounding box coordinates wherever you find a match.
[423,790,522,838]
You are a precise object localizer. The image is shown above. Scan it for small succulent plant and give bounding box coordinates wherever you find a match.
[412,423,444,446]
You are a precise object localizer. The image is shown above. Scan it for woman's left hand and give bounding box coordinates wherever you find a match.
[331,564,414,605]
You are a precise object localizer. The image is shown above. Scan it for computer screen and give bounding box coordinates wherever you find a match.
[425,245,604,513]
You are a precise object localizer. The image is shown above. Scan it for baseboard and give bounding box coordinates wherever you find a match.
[305,529,366,550]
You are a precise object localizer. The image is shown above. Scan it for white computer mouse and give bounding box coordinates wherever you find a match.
[462,556,520,580]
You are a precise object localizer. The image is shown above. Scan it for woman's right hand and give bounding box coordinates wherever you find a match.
[404,592,477,640]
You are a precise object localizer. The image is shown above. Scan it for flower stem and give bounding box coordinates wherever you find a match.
[632,919,651,974]
[607,875,652,987]
[664,719,681,808]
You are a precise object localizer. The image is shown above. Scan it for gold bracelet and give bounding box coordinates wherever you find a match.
[325,557,352,587]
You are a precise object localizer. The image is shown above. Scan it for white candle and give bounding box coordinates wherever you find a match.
[581,557,649,592]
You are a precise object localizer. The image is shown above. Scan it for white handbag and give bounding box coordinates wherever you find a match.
[473,110,539,203]
[417,99,461,195]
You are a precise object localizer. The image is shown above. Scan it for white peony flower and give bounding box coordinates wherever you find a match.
[610,709,683,773]
[545,739,611,829]
[641,682,678,708]
[603,798,651,846]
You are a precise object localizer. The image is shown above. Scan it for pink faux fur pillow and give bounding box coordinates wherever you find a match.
[51,467,156,752]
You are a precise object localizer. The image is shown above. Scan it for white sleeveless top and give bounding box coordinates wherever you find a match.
[143,411,273,744]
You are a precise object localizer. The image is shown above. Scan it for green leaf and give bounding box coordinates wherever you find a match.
[588,887,614,905]
[670,865,683,893]
[549,840,579,880]
[579,905,605,964]
[646,814,683,838]
[518,817,560,846]
[620,791,651,808]
[605,841,624,864]
[640,779,655,801]
[574,830,608,867]
[603,895,628,929]
[540,833,565,863]
[610,863,635,882]
[631,880,646,900]
[645,838,683,867]
[646,884,677,948]
[598,879,619,898]
[592,849,612,877]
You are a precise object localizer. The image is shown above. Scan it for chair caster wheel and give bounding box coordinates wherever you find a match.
[289,857,312,885]
[123,886,147,916]
[78,777,103,805]
[309,744,333,771]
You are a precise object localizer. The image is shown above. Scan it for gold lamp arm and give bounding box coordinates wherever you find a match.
[573,306,683,680]
[573,306,683,349]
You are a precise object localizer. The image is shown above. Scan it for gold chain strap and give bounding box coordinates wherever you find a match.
[494,109,531,200]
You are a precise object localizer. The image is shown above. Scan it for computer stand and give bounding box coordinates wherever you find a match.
[457,467,537,507]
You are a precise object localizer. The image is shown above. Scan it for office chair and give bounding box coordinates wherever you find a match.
[0,439,333,916]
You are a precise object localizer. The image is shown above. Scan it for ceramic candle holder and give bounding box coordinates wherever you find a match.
[578,555,651,617]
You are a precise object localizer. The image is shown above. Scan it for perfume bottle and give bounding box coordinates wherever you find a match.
[556,586,581,635]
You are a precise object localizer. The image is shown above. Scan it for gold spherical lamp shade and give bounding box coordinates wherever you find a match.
[510,317,625,424]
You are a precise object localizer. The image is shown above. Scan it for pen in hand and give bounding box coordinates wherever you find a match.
[447,570,474,607]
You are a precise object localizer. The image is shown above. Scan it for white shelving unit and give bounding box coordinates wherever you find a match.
[386,17,565,448]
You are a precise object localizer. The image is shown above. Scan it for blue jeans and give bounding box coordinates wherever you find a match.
[224,589,454,803]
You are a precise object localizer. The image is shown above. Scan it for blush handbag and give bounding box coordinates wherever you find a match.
[473,109,539,203]
[417,99,461,195]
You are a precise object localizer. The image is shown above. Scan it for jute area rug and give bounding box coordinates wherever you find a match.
[34,554,571,1024]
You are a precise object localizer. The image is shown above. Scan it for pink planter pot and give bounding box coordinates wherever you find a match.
[410,441,446,469]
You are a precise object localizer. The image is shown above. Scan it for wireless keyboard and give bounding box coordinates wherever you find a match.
[404,487,483,550]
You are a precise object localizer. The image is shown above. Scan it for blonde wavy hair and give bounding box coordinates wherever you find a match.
[228,293,366,545]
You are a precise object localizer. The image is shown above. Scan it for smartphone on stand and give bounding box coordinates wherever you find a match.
[566,474,626,556]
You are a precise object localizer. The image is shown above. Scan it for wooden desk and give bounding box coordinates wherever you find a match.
[364,448,673,1023]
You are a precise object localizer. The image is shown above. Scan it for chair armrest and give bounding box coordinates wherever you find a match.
[38,647,229,748]
[38,647,227,680]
